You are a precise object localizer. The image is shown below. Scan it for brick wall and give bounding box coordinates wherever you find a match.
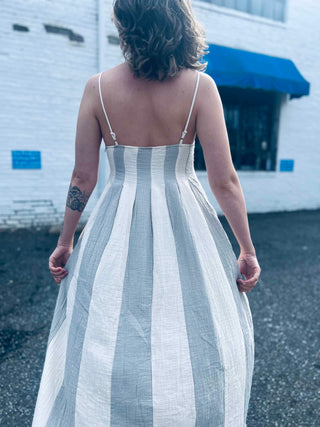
[192,0,320,214]
[0,0,113,229]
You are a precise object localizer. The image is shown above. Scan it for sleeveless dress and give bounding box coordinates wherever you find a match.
[32,70,254,427]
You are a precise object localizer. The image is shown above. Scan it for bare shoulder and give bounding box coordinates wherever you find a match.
[197,71,222,113]
[198,71,218,95]
[78,72,102,117]
[84,73,100,93]
[86,63,126,89]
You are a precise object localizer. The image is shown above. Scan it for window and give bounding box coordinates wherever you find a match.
[195,87,281,172]
[199,0,286,22]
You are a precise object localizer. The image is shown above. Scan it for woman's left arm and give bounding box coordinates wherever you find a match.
[49,74,102,284]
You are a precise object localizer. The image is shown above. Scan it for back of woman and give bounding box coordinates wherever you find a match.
[98,65,200,147]
[32,1,261,426]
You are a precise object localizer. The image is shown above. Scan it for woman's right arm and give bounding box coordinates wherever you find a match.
[196,73,261,292]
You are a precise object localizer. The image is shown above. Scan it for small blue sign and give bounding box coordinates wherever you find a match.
[12,150,41,169]
[279,159,294,172]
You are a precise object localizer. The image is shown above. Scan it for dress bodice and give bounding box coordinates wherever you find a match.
[105,141,197,184]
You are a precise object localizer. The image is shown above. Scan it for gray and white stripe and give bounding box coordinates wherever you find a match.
[32,143,254,427]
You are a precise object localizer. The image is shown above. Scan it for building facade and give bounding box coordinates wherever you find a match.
[0,0,319,229]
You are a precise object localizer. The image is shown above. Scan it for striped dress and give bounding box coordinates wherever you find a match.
[32,70,254,427]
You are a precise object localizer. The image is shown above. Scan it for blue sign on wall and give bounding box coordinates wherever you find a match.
[12,151,41,169]
[279,159,294,172]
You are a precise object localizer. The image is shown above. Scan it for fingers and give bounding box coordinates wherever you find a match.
[49,266,68,285]
[51,273,68,285]
[48,258,56,269]
[237,281,255,293]
[49,248,72,285]
[50,266,66,274]
[237,254,261,293]
[49,266,67,277]
[238,274,259,287]
[237,282,255,293]
[237,270,260,293]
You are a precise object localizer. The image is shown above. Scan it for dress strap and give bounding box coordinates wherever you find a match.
[98,71,119,146]
[179,70,200,145]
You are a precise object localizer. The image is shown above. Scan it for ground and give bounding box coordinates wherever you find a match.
[0,209,319,426]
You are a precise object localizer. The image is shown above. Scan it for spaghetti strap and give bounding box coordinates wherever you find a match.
[98,71,119,146]
[179,70,200,145]
[98,70,199,147]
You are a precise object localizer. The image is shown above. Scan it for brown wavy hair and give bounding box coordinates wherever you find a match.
[111,0,209,81]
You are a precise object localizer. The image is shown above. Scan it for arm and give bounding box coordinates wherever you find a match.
[57,74,102,248]
[196,73,255,256]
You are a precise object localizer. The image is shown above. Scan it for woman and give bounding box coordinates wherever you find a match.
[33,0,261,425]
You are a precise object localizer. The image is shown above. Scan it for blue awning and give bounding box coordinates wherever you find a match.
[204,44,310,99]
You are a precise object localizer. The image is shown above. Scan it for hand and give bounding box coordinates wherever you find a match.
[48,244,73,285]
[236,252,261,293]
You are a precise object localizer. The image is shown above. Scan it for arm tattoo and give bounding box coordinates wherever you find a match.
[66,185,90,212]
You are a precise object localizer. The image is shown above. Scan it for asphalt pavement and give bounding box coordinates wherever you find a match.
[0,209,319,426]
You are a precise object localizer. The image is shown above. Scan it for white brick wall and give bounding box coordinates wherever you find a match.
[192,0,320,214]
[0,0,319,230]
[0,0,103,229]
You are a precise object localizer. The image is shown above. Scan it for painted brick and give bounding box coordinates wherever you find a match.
[192,0,320,214]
